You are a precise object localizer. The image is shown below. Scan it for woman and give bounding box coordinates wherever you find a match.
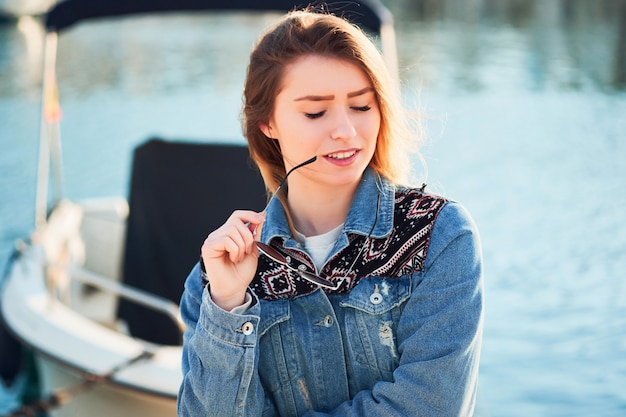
[178,9,483,417]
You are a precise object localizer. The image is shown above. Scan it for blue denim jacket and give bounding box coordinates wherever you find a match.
[178,169,484,416]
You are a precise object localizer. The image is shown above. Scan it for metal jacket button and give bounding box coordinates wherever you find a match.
[370,292,383,304]
[370,283,383,304]
[241,322,254,335]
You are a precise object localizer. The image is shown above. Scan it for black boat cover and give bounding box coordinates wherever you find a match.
[117,139,266,345]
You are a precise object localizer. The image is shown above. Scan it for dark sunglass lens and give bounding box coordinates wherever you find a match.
[255,242,288,263]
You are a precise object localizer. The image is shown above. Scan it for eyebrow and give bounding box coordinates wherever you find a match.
[294,87,374,102]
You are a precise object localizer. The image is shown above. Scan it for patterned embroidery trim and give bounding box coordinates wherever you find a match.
[250,190,446,301]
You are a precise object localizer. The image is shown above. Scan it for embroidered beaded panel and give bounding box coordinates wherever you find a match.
[250,190,447,301]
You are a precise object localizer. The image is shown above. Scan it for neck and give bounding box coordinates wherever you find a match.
[287,181,357,237]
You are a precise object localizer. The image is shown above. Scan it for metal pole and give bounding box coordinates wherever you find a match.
[35,31,60,228]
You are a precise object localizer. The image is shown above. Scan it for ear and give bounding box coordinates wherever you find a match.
[258,122,273,139]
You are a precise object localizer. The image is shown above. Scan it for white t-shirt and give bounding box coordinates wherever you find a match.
[297,223,344,271]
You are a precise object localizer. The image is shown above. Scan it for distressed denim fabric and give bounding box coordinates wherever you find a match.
[178,169,484,416]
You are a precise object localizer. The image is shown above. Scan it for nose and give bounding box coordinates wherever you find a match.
[330,109,357,141]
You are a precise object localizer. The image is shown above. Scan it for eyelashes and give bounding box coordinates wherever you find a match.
[304,105,372,120]
[305,111,325,119]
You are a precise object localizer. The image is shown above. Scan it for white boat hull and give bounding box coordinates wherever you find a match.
[1,199,180,416]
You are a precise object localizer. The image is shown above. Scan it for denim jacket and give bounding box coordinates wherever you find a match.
[178,169,484,416]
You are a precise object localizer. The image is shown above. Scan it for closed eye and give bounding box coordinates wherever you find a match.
[305,111,326,119]
[352,105,371,112]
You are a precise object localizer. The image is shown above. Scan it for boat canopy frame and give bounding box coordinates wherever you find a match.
[35,0,398,226]
[44,0,393,34]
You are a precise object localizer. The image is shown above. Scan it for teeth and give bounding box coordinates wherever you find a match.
[327,151,356,160]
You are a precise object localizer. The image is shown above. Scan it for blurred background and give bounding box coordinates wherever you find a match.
[1,0,625,415]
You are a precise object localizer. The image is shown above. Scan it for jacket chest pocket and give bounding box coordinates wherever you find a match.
[339,277,411,374]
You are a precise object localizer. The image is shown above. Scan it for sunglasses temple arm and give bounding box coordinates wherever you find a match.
[261,155,317,214]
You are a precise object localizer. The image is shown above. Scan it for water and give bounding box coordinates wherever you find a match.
[1,1,626,415]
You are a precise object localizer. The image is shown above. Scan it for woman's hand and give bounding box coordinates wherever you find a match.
[201,210,265,311]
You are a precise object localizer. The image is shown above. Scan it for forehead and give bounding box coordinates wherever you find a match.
[277,55,373,99]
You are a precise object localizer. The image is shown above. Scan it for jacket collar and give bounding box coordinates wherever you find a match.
[261,167,395,246]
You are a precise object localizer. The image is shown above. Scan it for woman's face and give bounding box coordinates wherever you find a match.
[263,55,380,190]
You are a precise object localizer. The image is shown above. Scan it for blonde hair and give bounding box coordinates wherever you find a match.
[243,9,420,197]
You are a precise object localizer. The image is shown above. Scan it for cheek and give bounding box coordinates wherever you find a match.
[362,116,381,161]
[281,118,322,146]
[275,120,320,160]
[363,114,381,143]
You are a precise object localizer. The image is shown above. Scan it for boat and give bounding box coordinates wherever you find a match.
[0,1,398,416]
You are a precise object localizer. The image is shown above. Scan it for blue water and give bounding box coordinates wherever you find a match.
[1,2,626,416]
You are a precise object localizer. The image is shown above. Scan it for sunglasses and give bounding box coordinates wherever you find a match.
[255,157,380,290]
[255,241,340,289]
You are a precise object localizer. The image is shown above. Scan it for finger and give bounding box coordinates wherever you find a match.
[224,235,246,264]
[215,222,259,262]
[228,219,260,257]
[253,213,266,240]
[229,210,265,253]
[204,235,250,268]
[203,232,237,260]
[230,210,265,229]
[203,211,264,262]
